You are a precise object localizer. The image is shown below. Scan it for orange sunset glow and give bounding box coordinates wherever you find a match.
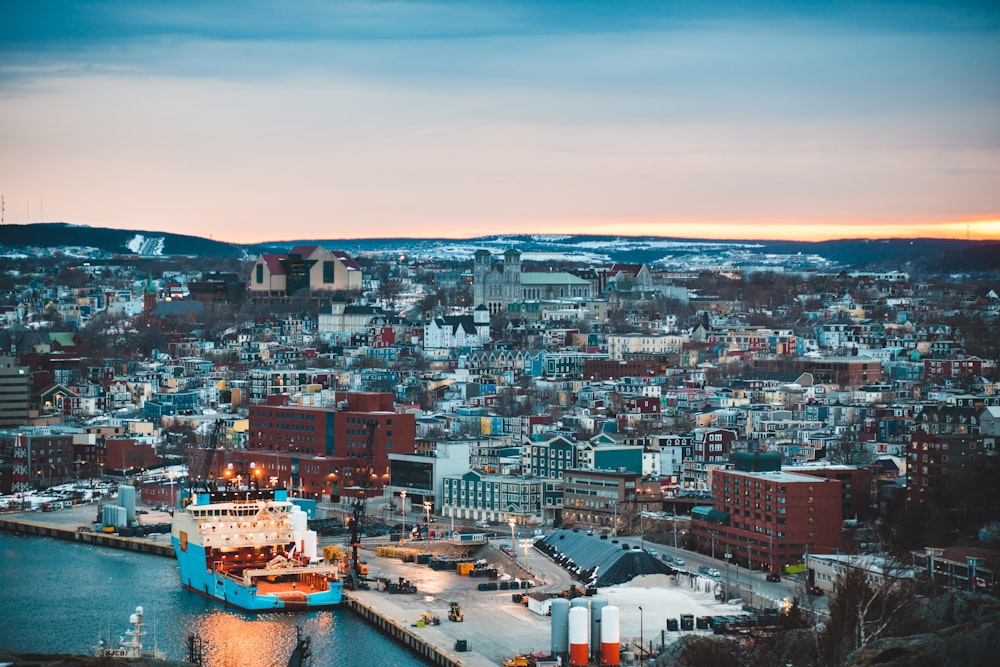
[2,2,998,245]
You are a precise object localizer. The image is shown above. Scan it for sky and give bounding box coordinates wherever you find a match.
[1,0,999,244]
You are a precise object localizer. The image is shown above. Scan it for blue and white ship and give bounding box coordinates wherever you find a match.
[171,488,343,611]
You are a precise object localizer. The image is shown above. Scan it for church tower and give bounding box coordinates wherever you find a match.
[142,274,157,319]
[472,249,491,309]
[502,248,522,309]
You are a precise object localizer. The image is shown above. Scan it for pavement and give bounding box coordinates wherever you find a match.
[338,535,757,665]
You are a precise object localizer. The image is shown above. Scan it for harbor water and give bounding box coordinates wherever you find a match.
[0,533,432,666]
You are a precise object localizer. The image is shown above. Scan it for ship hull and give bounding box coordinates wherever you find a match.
[172,537,344,612]
[172,537,343,612]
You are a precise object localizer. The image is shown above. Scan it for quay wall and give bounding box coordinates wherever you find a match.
[0,517,174,558]
[345,595,468,667]
[1,516,478,666]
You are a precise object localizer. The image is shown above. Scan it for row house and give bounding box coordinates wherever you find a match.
[747,412,826,443]
[461,349,534,379]
[583,356,671,380]
[531,351,609,380]
[423,310,490,350]
[924,357,987,380]
[607,333,687,359]
[707,327,799,357]
[442,470,547,524]
[525,434,578,478]
[248,369,313,402]
[916,404,981,436]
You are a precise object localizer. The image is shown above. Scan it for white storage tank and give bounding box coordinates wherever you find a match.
[601,605,621,666]
[590,595,608,658]
[568,606,589,667]
[117,485,136,523]
[550,598,570,655]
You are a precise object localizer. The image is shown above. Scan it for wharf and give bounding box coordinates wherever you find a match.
[0,506,174,557]
[343,539,574,666]
[3,505,744,665]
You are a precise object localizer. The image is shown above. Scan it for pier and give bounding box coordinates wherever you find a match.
[0,516,174,557]
[346,594,487,667]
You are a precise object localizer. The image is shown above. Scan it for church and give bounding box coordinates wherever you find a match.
[472,248,592,315]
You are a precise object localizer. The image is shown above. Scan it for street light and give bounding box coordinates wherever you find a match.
[640,511,644,551]
[400,490,407,541]
[638,605,644,658]
[724,552,732,601]
[509,517,517,562]
[672,515,678,559]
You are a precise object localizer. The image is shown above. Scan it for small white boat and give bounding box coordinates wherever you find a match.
[93,605,166,660]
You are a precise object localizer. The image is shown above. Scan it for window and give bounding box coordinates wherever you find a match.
[256,264,263,283]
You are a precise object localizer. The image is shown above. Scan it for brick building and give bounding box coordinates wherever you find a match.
[240,391,415,499]
[906,432,999,514]
[561,468,661,534]
[690,463,843,573]
[788,464,873,519]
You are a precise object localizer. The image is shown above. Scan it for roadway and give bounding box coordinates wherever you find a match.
[632,532,829,614]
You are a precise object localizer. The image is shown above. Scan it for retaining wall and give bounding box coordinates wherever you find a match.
[345,595,468,667]
[0,517,174,558]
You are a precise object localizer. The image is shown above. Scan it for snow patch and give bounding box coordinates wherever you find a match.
[126,234,166,256]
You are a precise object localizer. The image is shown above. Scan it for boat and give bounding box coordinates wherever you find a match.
[93,605,166,660]
[171,487,344,611]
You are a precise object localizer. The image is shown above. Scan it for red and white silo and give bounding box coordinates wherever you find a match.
[601,605,621,666]
[568,605,589,667]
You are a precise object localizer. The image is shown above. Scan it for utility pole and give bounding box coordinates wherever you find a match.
[725,552,732,601]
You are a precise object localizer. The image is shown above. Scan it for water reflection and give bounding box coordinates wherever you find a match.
[0,535,428,667]
[193,611,343,667]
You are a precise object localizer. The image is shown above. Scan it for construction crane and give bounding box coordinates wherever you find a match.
[195,421,225,493]
[347,418,378,589]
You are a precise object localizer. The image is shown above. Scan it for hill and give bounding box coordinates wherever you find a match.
[2,223,997,273]
[0,223,240,257]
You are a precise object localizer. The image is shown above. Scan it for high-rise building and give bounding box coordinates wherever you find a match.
[0,356,30,426]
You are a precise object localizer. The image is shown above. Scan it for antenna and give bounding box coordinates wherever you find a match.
[1,195,4,224]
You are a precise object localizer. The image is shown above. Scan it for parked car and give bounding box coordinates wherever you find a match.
[808,586,824,596]
[648,549,657,557]
[708,568,721,577]
[766,573,782,582]
[661,554,673,563]
[699,566,710,575]
[673,558,685,566]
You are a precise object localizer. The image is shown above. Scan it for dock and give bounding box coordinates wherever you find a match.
[1,505,749,666]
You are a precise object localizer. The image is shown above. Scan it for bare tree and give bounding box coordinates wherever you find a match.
[819,566,919,664]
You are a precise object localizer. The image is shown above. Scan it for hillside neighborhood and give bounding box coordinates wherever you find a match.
[1,240,999,621]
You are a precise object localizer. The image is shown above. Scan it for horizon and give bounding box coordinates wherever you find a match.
[9,220,999,247]
[2,2,999,243]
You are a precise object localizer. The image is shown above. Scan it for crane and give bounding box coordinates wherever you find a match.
[347,418,378,589]
[196,421,225,493]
